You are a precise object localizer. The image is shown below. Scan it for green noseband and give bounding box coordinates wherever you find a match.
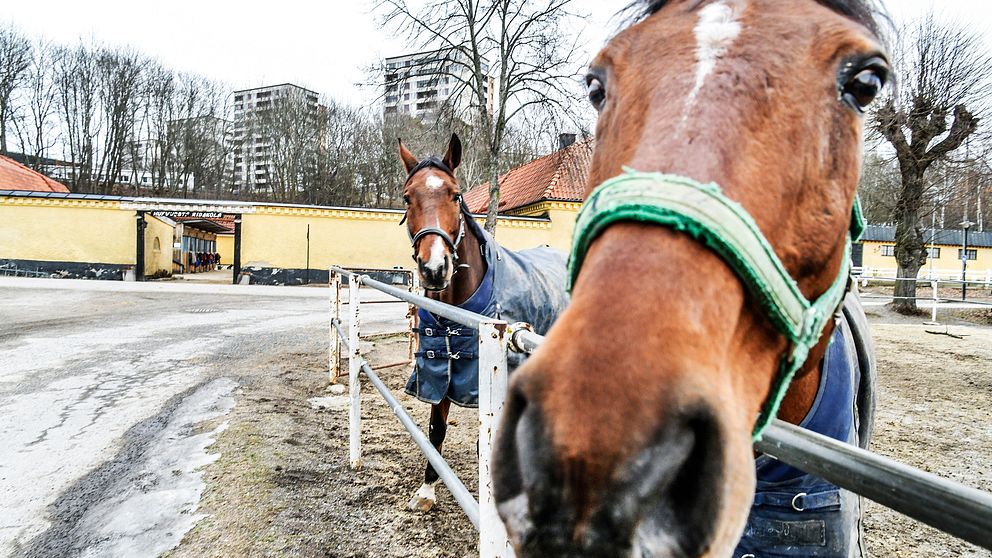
[568,169,862,442]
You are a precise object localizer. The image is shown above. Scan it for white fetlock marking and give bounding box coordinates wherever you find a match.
[408,482,437,512]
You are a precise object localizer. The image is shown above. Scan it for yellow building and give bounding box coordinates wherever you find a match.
[0,191,578,284]
[1,139,595,285]
[857,225,992,283]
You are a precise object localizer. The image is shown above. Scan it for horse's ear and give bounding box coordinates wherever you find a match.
[443,133,462,172]
[398,138,419,175]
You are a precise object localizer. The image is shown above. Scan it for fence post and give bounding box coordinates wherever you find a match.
[986,269,991,288]
[931,279,940,324]
[349,273,363,470]
[409,271,420,362]
[477,319,514,558]
[330,270,342,384]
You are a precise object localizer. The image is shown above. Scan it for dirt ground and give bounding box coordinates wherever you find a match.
[170,311,992,557]
[861,307,992,558]
[167,335,479,558]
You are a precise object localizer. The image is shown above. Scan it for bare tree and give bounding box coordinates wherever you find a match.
[92,47,145,194]
[0,23,32,155]
[13,39,59,169]
[873,14,991,312]
[54,43,100,192]
[379,0,584,233]
[250,89,324,203]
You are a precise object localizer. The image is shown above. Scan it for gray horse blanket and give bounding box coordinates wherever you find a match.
[735,292,876,557]
[404,217,569,407]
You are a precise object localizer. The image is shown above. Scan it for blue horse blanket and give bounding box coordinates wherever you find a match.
[734,293,875,557]
[404,218,569,407]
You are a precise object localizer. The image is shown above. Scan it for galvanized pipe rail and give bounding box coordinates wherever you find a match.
[330,266,514,557]
[758,420,992,550]
[331,319,481,528]
[507,328,992,551]
[331,266,491,328]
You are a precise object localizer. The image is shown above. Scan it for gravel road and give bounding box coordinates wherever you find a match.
[0,277,404,558]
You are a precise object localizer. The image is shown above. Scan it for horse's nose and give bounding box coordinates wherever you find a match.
[493,376,726,557]
[417,257,449,288]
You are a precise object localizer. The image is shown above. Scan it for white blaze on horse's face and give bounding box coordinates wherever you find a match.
[681,0,746,124]
[425,237,448,275]
[424,173,445,190]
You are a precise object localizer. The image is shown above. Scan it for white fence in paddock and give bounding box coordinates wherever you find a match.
[328,266,514,557]
[328,266,992,555]
[854,266,992,285]
[852,272,992,324]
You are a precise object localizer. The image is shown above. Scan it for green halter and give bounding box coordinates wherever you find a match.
[567,169,863,441]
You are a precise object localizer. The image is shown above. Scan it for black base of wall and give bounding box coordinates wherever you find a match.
[0,259,128,281]
[242,267,411,287]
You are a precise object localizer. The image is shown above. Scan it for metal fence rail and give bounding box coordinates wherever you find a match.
[853,274,992,322]
[331,319,481,528]
[329,266,514,557]
[758,421,992,549]
[0,266,51,278]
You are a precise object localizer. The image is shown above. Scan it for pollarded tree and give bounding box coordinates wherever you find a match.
[873,14,991,312]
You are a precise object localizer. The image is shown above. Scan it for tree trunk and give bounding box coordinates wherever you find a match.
[891,170,928,314]
[484,153,500,235]
[893,261,923,314]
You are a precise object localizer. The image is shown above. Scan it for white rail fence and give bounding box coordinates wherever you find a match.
[852,272,992,323]
[328,267,514,557]
[854,266,992,285]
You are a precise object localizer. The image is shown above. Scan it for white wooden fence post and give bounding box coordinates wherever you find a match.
[931,279,940,324]
[985,269,991,288]
[330,270,342,384]
[409,271,420,362]
[349,273,363,470]
[477,320,514,558]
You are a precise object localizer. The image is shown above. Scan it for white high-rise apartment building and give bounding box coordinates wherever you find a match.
[231,83,324,193]
[383,49,495,119]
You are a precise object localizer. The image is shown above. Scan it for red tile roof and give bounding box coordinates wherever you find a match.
[0,155,70,193]
[464,137,593,213]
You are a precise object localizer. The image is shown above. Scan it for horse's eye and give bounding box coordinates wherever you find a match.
[403,195,411,205]
[842,60,888,113]
[586,76,606,111]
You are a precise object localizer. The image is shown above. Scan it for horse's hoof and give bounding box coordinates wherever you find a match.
[408,483,437,512]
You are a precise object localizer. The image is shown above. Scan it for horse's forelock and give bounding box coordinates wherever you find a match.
[621,0,885,39]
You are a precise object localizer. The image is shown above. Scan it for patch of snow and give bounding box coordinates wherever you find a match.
[75,378,237,558]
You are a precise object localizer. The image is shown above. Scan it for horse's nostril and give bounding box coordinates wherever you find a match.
[588,408,725,556]
[493,382,562,546]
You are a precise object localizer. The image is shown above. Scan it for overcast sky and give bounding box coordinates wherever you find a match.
[3,0,989,108]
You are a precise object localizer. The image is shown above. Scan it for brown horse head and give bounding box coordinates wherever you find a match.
[399,133,464,291]
[493,0,887,555]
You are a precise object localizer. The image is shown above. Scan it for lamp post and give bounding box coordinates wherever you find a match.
[960,220,974,300]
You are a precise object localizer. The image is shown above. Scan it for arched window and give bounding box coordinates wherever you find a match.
[153,237,161,253]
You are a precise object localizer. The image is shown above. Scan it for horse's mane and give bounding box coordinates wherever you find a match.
[622,0,884,38]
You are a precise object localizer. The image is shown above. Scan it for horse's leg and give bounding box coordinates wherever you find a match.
[408,398,451,511]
